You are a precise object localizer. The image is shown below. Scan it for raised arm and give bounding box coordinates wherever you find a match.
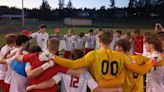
[15,47,24,62]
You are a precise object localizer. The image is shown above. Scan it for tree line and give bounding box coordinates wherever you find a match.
[0,0,163,21]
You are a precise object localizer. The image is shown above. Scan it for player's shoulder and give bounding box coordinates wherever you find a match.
[0,45,7,52]
[82,71,92,79]
[45,32,48,34]
[110,50,127,57]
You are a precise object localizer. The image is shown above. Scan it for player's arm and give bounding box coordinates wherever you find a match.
[15,47,25,62]
[50,51,95,69]
[26,73,62,92]
[97,69,125,88]
[6,51,16,59]
[125,60,154,75]
[0,58,7,64]
[25,61,54,79]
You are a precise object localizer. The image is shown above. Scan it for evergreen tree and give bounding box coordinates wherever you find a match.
[66,0,73,9]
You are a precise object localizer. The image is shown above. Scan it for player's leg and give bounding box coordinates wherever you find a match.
[0,80,4,92]
[3,83,10,92]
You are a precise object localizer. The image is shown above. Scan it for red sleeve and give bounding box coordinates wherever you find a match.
[22,54,31,62]
[55,64,68,73]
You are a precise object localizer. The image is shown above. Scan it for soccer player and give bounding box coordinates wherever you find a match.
[0,34,17,92]
[115,39,157,92]
[49,27,63,41]
[63,30,75,58]
[157,32,164,50]
[49,27,63,55]
[31,24,49,51]
[84,29,96,54]
[95,29,103,50]
[142,32,152,58]
[132,29,144,55]
[144,35,164,92]
[155,23,164,32]
[74,32,85,50]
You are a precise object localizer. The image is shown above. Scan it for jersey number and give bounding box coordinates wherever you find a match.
[101,60,118,75]
[70,76,80,88]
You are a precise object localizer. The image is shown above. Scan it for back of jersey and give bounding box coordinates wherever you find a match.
[89,48,129,84]
[58,72,97,92]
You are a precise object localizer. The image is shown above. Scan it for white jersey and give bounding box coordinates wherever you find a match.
[31,32,49,51]
[110,35,116,50]
[74,36,85,50]
[110,35,124,50]
[85,34,95,49]
[53,72,98,92]
[4,48,18,84]
[95,35,99,50]
[142,43,152,58]
[0,45,13,80]
[9,57,29,92]
[146,52,164,92]
[9,71,27,92]
[64,35,75,51]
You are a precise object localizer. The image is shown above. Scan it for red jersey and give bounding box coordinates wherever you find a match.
[23,52,68,92]
[133,35,143,54]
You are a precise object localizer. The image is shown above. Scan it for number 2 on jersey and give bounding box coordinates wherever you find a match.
[101,60,118,75]
[70,76,80,88]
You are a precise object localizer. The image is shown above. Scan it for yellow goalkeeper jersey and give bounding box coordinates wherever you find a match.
[53,48,131,88]
[123,55,150,92]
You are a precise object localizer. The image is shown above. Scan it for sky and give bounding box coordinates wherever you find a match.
[0,0,129,9]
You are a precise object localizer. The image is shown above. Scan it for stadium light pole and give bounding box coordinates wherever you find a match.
[22,0,25,27]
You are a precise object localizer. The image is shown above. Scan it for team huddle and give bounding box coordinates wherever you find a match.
[0,24,164,92]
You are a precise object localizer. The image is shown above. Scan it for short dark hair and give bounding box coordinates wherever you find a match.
[145,35,163,52]
[134,29,141,34]
[99,28,103,32]
[28,46,42,53]
[71,49,84,60]
[99,30,113,45]
[79,32,84,37]
[89,29,94,33]
[125,32,131,37]
[16,35,29,46]
[116,30,122,35]
[115,39,131,52]
[39,24,47,29]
